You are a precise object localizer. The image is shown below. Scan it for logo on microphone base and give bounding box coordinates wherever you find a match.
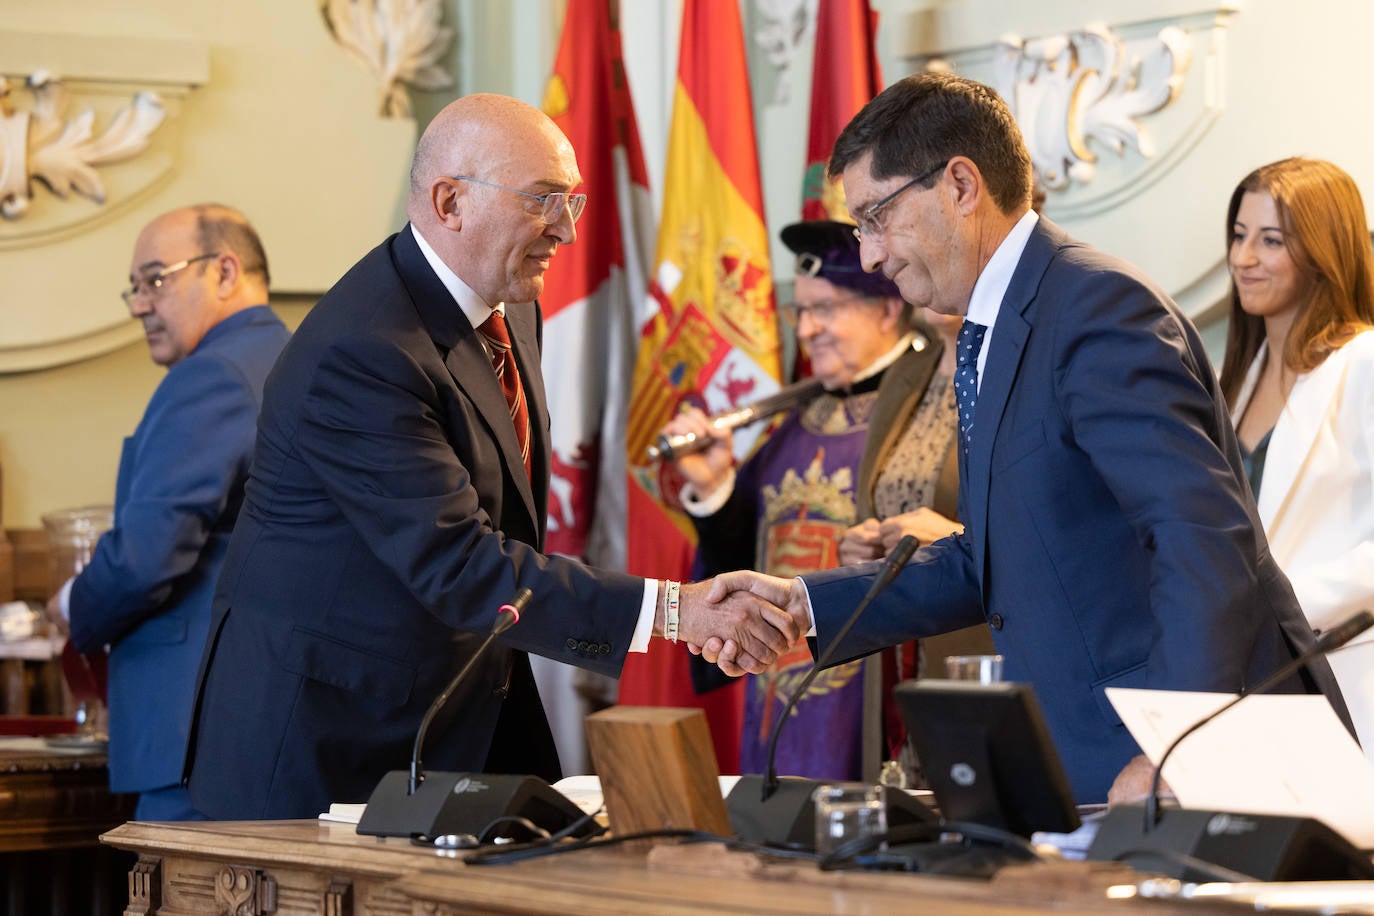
[452,777,490,795]
[1206,813,1259,837]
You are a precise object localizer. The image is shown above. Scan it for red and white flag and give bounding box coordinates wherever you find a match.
[541,0,655,571]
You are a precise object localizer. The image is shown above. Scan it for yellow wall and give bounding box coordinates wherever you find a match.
[0,297,314,528]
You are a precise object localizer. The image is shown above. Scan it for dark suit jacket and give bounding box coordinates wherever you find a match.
[184,228,643,819]
[805,219,1350,803]
[69,306,288,795]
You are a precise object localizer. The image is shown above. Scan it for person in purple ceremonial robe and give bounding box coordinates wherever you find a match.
[658,220,973,782]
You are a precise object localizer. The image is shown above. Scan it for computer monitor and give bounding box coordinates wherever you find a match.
[894,680,1080,837]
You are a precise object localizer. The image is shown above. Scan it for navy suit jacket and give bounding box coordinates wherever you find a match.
[184,227,644,820]
[69,306,288,794]
[805,219,1350,803]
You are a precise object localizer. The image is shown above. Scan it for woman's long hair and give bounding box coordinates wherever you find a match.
[1219,157,1374,406]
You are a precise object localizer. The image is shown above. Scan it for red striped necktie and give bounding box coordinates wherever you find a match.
[476,311,531,479]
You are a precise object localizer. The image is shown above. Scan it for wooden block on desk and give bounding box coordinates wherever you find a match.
[585,706,731,838]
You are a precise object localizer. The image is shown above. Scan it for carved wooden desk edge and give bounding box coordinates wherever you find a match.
[101,820,1235,916]
[102,819,440,916]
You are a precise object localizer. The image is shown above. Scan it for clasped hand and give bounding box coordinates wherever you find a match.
[675,572,813,677]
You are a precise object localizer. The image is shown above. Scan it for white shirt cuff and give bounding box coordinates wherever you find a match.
[58,578,74,622]
[681,468,736,517]
[629,579,659,652]
[795,576,817,638]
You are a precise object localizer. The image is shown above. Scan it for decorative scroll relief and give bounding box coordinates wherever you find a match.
[753,0,813,105]
[320,0,454,118]
[0,72,165,220]
[993,23,1191,191]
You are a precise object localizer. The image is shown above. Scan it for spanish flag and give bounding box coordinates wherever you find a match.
[617,0,782,772]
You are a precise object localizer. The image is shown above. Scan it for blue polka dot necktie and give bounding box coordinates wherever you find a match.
[955,320,988,448]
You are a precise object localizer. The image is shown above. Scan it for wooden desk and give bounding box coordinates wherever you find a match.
[0,737,136,914]
[101,819,1229,915]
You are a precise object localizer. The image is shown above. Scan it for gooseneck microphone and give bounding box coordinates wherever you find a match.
[409,587,532,794]
[761,535,921,801]
[1086,608,1374,882]
[358,587,596,843]
[1142,608,1373,830]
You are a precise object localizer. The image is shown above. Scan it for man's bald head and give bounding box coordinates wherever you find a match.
[406,93,582,305]
[408,94,575,205]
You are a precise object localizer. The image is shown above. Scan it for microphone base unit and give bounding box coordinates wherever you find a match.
[356,771,597,843]
[1086,805,1374,882]
[725,774,938,851]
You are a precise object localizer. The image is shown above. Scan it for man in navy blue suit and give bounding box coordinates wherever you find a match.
[704,73,1351,805]
[51,204,289,820]
[181,95,797,820]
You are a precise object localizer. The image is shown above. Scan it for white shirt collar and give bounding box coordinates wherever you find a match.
[964,209,1039,387]
[410,224,504,329]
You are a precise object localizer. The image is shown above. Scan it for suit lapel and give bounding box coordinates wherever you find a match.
[392,227,541,528]
[1258,343,1348,529]
[966,221,1054,583]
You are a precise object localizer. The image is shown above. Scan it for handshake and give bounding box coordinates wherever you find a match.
[656,572,813,677]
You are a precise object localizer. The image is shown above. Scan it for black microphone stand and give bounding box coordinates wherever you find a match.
[760,536,921,801]
[726,536,937,848]
[1087,609,1374,882]
[357,588,593,843]
[1142,608,1374,831]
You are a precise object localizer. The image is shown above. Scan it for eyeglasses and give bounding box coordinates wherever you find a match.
[450,176,587,225]
[779,293,869,327]
[851,160,949,241]
[121,253,218,307]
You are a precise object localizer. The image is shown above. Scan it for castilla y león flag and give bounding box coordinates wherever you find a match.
[617,0,782,772]
[540,0,654,571]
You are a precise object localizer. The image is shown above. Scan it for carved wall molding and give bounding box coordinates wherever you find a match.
[320,0,455,118]
[0,30,207,250]
[894,3,1240,269]
[0,71,165,220]
[992,23,1191,192]
[752,0,813,105]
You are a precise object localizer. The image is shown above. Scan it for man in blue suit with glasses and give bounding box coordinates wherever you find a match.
[704,73,1353,805]
[52,204,288,820]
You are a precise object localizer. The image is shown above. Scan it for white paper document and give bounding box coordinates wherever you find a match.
[1106,687,1374,848]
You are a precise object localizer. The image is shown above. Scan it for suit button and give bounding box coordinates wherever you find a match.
[566,638,578,651]
[989,613,1004,631]
[577,641,591,653]
[599,643,612,655]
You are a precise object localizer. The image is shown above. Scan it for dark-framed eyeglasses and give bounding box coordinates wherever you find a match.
[450,175,588,225]
[120,253,218,307]
[779,293,869,327]
[852,160,949,242]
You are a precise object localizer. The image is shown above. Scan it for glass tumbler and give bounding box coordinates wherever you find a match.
[813,782,886,857]
[41,505,113,737]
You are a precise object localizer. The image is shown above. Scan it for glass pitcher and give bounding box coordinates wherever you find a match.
[41,505,113,738]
